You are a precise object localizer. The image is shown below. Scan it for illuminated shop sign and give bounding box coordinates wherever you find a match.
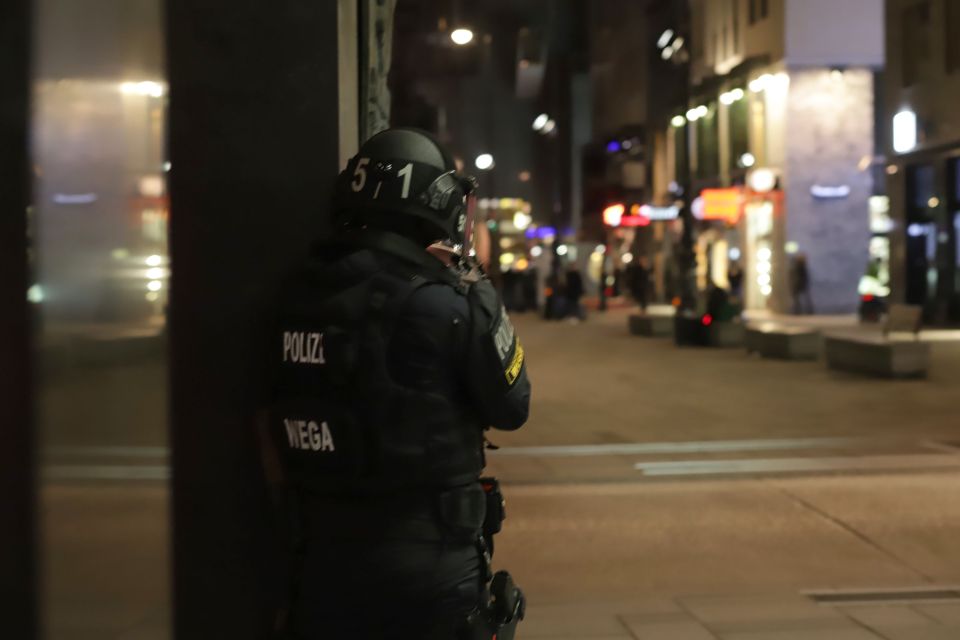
[639,204,680,220]
[699,188,743,224]
[604,203,650,227]
[810,184,851,199]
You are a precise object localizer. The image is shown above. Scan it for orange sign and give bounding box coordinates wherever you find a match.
[700,188,743,224]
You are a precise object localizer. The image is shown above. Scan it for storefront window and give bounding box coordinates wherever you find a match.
[859,196,893,299]
[744,200,774,310]
[905,164,935,306]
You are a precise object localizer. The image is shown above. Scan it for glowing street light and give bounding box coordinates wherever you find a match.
[451,28,474,45]
[513,211,532,230]
[893,109,917,153]
[532,113,549,131]
[475,153,495,170]
[603,203,625,227]
[657,29,675,49]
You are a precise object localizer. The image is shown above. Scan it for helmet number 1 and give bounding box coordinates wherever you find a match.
[351,157,370,192]
[398,163,413,199]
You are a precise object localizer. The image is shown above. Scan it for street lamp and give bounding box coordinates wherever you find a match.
[475,153,495,170]
[451,28,474,45]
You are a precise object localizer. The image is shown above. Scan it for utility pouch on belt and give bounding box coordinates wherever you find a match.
[438,483,487,539]
[479,477,505,537]
[479,476,505,555]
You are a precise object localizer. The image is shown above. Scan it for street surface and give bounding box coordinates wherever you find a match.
[39,307,960,639]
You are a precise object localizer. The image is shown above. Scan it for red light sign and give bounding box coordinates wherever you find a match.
[620,214,650,227]
[605,202,652,227]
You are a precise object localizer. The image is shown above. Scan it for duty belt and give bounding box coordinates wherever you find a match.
[298,483,487,543]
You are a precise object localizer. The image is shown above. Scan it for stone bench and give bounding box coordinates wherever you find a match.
[824,333,930,378]
[628,312,674,337]
[708,320,745,348]
[745,323,820,360]
[823,304,929,378]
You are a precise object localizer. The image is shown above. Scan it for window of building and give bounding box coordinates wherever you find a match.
[760,0,768,19]
[947,0,960,73]
[902,1,933,86]
[749,0,757,25]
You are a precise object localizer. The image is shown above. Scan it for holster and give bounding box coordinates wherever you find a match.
[460,571,526,640]
[459,477,524,640]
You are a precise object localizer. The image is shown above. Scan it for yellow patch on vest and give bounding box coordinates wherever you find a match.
[504,340,524,385]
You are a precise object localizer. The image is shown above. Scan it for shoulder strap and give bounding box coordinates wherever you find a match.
[340,228,462,289]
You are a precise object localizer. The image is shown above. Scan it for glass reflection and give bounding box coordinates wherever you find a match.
[32,4,170,637]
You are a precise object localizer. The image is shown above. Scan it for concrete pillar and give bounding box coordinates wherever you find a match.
[164,0,357,635]
[784,68,874,313]
[0,0,37,636]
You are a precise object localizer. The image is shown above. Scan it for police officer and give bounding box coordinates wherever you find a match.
[269,127,531,639]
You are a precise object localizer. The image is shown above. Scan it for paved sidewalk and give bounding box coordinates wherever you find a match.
[38,307,960,639]
[522,594,960,639]
[495,471,960,639]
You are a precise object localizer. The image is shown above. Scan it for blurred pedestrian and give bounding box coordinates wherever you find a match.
[706,281,739,322]
[566,266,585,321]
[268,128,529,639]
[631,256,652,311]
[790,253,814,314]
[727,261,743,300]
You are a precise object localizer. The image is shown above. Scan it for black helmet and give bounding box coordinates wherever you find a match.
[334,128,479,246]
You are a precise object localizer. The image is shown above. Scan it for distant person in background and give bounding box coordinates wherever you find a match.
[706,281,740,322]
[790,253,814,314]
[545,268,565,320]
[565,266,585,322]
[727,261,744,301]
[631,256,652,311]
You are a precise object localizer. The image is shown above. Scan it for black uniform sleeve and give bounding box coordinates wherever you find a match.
[464,278,531,431]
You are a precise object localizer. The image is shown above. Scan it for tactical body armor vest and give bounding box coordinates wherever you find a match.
[271,234,485,497]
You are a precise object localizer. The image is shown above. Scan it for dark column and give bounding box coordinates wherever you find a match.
[0,0,37,636]
[165,1,351,636]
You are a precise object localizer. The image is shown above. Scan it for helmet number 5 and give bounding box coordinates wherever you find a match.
[351,157,370,192]
[398,163,413,199]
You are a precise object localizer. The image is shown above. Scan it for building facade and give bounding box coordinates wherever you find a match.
[885,0,960,324]
[653,0,885,313]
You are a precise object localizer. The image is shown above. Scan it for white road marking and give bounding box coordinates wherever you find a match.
[494,437,880,457]
[634,454,960,477]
